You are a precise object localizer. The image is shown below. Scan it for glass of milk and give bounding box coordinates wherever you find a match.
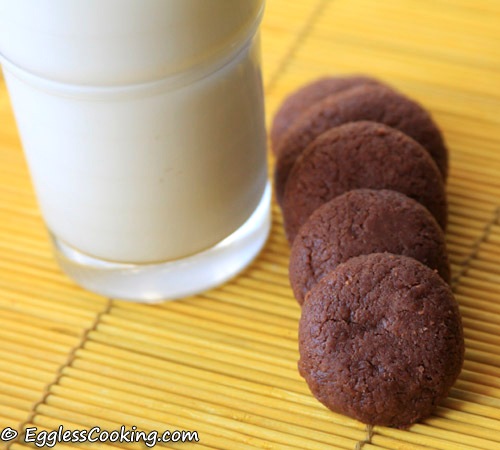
[0,0,270,302]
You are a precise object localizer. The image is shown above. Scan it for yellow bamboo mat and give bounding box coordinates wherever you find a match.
[1,0,500,449]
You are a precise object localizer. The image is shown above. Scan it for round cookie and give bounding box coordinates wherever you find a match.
[274,84,448,204]
[282,121,447,242]
[289,189,450,304]
[298,253,464,428]
[270,75,383,154]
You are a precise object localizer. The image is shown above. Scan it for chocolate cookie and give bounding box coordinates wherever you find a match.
[289,189,450,304]
[270,75,383,154]
[282,121,447,242]
[274,84,448,204]
[298,253,464,428]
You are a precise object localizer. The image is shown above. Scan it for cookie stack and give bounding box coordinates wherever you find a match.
[271,76,464,429]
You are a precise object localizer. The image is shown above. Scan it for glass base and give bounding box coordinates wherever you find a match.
[51,183,271,303]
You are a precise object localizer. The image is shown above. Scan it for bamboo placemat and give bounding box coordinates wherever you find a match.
[1,0,500,449]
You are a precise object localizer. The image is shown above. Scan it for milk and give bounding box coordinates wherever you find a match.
[0,0,269,299]
[0,0,263,85]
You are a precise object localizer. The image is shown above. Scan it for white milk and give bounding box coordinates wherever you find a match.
[3,35,267,263]
[0,0,263,85]
[0,1,269,299]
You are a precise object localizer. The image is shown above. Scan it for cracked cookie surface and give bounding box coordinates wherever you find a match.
[282,121,447,242]
[274,84,448,204]
[270,75,383,154]
[289,189,450,304]
[298,253,464,428]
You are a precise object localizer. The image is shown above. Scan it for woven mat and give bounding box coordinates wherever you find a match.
[1,0,500,449]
